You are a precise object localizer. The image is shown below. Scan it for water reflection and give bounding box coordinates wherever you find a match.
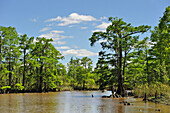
[0,91,169,113]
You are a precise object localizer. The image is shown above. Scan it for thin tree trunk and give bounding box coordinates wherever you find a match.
[39,62,43,92]
[23,49,26,87]
[146,48,150,83]
[83,80,85,90]
[123,38,127,82]
[39,48,44,92]
[8,48,12,87]
[36,59,39,91]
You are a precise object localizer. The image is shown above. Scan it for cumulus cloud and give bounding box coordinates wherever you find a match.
[56,46,70,49]
[39,30,73,41]
[92,22,112,33]
[62,49,98,57]
[96,22,111,29]
[40,27,51,32]
[46,13,97,26]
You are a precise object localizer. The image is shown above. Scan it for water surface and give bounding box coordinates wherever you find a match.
[0,91,169,113]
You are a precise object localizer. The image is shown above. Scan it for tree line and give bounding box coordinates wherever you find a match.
[0,6,169,96]
[0,26,98,93]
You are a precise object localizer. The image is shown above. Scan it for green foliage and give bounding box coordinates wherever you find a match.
[134,82,170,97]
[1,86,11,90]
[14,83,24,90]
[67,57,97,89]
[150,6,170,84]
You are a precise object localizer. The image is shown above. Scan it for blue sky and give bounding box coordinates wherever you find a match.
[0,0,169,66]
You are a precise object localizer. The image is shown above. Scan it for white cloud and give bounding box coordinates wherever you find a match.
[46,13,97,26]
[39,30,73,41]
[91,22,111,33]
[51,30,64,33]
[96,22,111,29]
[91,29,106,32]
[99,16,107,21]
[40,27,51,32]
[56,46,70,49]
[147,41,157,47]
[98,39,107,43]
[62,49,98,57]
[80,27,88,29]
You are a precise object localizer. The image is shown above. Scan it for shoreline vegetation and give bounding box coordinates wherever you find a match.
[0,6,169,107]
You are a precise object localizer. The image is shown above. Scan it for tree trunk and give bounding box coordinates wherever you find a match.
[36,59,39,91]
[116,36,124,96]
[23,49,26,88]
[39,48,44,92]
[39,62,43,92]
[8,47,12,87]
[83,80,85,90]
[123,49,127,82]
[9,58,12,86]
[146,48,150,83]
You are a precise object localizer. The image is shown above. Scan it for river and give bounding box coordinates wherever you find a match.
[0,91,169,113]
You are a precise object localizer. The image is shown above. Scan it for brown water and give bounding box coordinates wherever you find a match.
[0,91,169,113]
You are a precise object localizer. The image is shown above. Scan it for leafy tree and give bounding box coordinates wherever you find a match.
[0,26,20,87]
[19,34,34,88]
[89,17,150,96]
[67,57,80,88]
[67,57,94,89]
[80,57,93,89]
[150,6,170,83]
[31,37,63,92]
[126,37,151,87]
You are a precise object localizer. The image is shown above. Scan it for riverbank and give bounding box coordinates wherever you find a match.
[145,94,170,105]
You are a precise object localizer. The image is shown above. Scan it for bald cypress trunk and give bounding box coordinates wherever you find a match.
[23,49,26,88]
[117,34,124,96]
[117,44,124,96]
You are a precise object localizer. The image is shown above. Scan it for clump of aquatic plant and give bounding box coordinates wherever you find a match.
[134,82,170,97]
